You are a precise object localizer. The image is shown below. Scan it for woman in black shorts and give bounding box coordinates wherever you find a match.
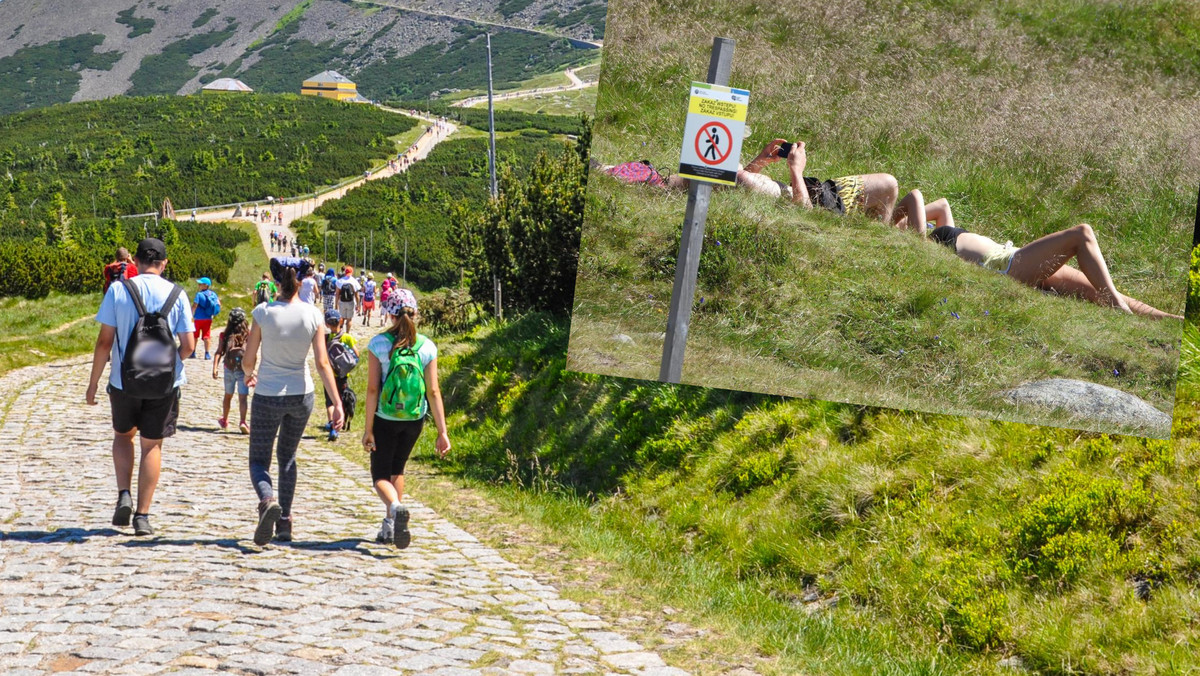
[361,288,450,548]
[899,189,1181,320]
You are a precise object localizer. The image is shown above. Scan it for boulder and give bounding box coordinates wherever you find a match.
[999,378,1171,438]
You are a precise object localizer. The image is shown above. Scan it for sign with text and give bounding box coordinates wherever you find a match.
[677,82,750,186]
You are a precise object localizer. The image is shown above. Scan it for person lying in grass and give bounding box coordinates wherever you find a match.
[901,188,1181,320]
[736,138,900,220]
[597,138,900,219]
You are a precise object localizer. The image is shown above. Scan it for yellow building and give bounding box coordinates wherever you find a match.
[301,70,367,102]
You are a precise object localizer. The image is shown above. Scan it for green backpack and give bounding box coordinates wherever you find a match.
[379,333,429,420]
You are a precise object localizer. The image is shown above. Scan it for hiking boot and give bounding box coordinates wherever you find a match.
[376,517,394,544]
[112,492,133,527]
[133,514,153,536]
[254,499,282,546]
[392,505,410,549]
[274,516,293,542]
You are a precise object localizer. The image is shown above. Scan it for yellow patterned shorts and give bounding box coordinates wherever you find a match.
[832,175,866,214]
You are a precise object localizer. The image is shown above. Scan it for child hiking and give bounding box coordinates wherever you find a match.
[362,289,450,548]
[321,309,359,442]
[212,307,251,434]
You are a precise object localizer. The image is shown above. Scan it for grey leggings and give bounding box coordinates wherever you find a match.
[249,392,314,517]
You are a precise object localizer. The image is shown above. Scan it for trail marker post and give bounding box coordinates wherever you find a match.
[659,37,746,384]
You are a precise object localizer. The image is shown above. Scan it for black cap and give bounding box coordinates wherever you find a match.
[134,238,167,262]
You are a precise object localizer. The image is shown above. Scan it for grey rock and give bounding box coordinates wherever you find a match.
[998,378,1171,437]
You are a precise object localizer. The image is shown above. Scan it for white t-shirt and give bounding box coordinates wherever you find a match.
[367,332,437,420]
[298,275,319,304]
[251,300,323,396]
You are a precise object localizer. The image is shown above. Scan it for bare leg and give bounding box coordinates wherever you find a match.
[238,394,248,425]
[892,189,927,236]
[112,430,137,493]
[374,477,400,507]
[1007,224,1132,313]
[925,198,954,229]
[221,394,233,422]
[137,437,162,514]
[1039,265,1182,320]
[857,173,899,221]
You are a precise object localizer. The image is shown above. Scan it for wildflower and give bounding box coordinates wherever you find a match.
[951,311,960,319]
[984,310,989,316]
[1113,369,1120,377]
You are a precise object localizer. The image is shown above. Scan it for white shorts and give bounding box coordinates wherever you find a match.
[338,301,355,319]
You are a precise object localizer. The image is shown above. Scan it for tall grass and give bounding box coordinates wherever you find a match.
[571,0,1197,435]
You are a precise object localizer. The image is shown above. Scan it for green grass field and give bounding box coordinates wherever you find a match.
[570,0,1198,436]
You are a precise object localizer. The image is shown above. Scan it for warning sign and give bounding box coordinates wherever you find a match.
[678,82,750,185]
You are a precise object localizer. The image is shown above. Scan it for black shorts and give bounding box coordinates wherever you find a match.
[370,416,424,481]
[108,385,180,439]
[324,376,348,408]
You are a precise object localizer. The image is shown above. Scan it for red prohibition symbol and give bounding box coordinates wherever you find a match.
[694,120,733,166]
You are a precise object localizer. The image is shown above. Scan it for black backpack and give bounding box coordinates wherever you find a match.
[803,177,846,215]
[339,281,355,302]
[255,283,271,305]
[322,276,338,296]
[119,279,183,399]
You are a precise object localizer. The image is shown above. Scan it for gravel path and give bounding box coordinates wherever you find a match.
[0,358,687,675]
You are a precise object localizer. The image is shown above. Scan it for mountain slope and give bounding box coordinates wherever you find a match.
[0,0,602,114]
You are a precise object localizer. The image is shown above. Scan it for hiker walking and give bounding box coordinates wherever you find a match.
[85,238,195,536]
[336,267,361,334]
[320,309,359,442]
[253,273,277,307]
[241,257,343,546]
[212,308,251,435]
[379,273,397,327]
[363,289,450,548]
[361,273,377,326]
[191,277,221,360]
[298,267,320,305]
[320,269,339,312]
[103,247,138,295]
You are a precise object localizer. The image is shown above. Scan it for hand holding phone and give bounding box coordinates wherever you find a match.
[775,142,794,159]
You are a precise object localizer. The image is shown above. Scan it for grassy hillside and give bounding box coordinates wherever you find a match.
[0,94,414,219]
[571,0,1197,435]
[292,132,574,289]
[418,308,1200,674]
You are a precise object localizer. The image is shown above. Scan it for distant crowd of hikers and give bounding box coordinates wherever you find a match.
[87,240,450,549]
[602,137,1180,320]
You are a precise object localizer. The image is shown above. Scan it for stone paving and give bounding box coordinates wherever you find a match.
[0,359,688,675]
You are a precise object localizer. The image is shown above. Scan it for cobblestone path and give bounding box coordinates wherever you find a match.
[0,360,687,676]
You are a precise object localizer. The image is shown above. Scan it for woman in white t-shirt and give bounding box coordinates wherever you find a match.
[241,258,345,546]
[361,288,450,548]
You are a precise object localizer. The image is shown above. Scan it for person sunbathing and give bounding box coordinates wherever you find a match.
[900,189,1181,320]
[736,139,900,220]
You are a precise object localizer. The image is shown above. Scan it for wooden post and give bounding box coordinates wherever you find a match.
[659,37,736,384]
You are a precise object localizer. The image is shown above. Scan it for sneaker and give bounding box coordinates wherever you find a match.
[328,429,338,442]
[274,516,293,542]
[204,352,212,360]
[239,421,250,435]
[112,492,133,527]
[393,505,411,549]
[254,499,282,546]
[133,514,153,536]
[376,517,394,544]
[189,352,197,359]
[320,421,332,432]
[217,417,229,430]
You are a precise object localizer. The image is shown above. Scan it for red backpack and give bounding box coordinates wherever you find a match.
[103,262,131,294]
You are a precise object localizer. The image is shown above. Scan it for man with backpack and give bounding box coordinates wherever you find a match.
[191,277,221,360]
[253,273,277,307]
[103,247,138,295]
[336,267,361,334]
[320,269,339,312]
[85,238,195,537]
[321,310,359,442]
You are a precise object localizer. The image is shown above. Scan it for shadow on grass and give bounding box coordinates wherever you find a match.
[438,313,824,496]
[0,527,122,542]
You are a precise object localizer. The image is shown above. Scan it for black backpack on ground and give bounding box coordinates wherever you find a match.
[803,176,846,215]
[339,282,355,302]
[119,278,183,399]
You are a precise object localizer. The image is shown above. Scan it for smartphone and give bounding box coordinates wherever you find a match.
[775,142,794,159]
